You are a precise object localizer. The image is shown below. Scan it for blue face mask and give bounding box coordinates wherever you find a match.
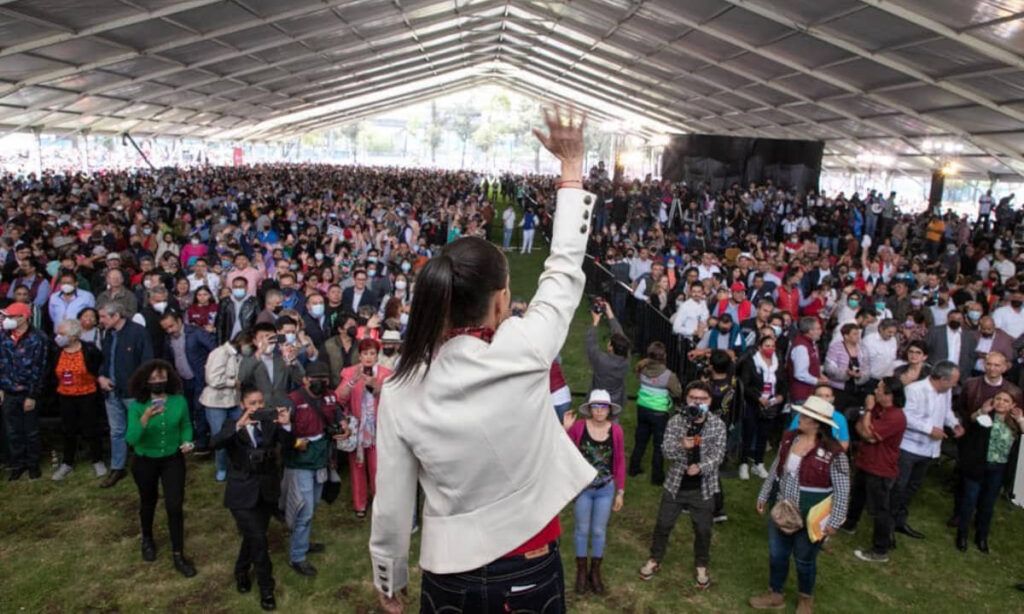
[232,288,247,300]
[848,299,860,309]
[400,261,411,273]
[309,304,325,318]
[968,310,982,321]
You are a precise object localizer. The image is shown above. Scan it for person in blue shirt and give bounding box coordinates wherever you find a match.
[520,208,537,255]
[787,384,851,451]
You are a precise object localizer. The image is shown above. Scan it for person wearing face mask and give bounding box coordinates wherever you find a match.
[925,311,978,379]
[283,361,347,577]
[629,342,683,486]
[239,322,306,409]
[200,331,250,482]
[561,390,626,596]
[48,270,95,328]
[125,360,197,577]
[323,314,360,388]
[140,286,174,359]
[739,336,787,481]
[970,316,1016,377]
[378,330,402,370]
[992,289,1024,339]
[639,382,726,590]
[0,302,48,480]
[217,278,259,345]
[928,286,956,327]
[51,319,107,481]
[301,293,331,353]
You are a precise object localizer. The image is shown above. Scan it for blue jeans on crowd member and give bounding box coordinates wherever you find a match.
[768,521,822,595]
[554,402,572,422]
[865,213,878,238]
[421,540,565,613]
[958,462,1007,542]
[182,378,209,448]
[288,469,324,563]
[205,406,242,476]
[105,395,134,471]
[503,228,513,250]
[2,392,40,472]
[574,480,615,558]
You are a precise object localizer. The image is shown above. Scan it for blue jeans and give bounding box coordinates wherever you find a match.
[105,395,134,471]
[503,228,513,249]
[182,378,209,448]
[205,406,241,474]
[574,481,615,557]
[865,213,878,238]
[287,468,324,563]
[958,462,1007,541]
[421,541,564,613]
[768,521,822,595]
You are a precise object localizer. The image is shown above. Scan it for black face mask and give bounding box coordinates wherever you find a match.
[383,348,397,357]
[948,320,961,330]
[149,381,168,395]
[345,326,358,339]
[308,380,327,396]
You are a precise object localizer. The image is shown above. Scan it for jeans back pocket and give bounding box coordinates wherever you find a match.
[421,572,468,614]
[502,571,562,614]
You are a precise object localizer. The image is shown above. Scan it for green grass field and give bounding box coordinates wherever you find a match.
[3,203,1024,613]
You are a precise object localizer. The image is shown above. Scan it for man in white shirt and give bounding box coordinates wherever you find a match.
[891,361,963,539]
[992,290,1024,339]
[628,247,653,282]
[672,282,709,337]
[696,253,720,281]
[992,250,1016,283]
[501,207,516,250]
[862,320,899,381]
[187,258,221,294]
[977,190,994,231]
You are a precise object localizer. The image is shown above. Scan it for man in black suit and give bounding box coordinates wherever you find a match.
[924,310,978,380]
[340,269,379,313]
[212,386,295,611]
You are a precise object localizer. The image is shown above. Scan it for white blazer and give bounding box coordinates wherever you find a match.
[369,188,598,596]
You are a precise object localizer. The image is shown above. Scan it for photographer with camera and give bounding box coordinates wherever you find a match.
[212,386,294,611]
[282,360,348,576]
[336,337,392,519]
[639,381,725,590]
[586,300,630,410]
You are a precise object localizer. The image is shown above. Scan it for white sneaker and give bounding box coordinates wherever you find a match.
[51,463,73,481]
[752,463,769,479]
[93,462,108,478]
[739,463,750,481]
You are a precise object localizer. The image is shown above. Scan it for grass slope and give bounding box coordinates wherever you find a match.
[2,197,1023,613]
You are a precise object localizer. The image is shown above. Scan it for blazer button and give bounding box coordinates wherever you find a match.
[580,224,588,234]
[582,210,590,220]
[583,195,592,205]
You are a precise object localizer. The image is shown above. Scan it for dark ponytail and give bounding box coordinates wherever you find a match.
[393,237,508,384]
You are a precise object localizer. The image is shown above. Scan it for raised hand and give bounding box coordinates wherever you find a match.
[532,104,586,183]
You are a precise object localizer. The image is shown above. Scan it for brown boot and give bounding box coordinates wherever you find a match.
[588,557,605,595]
[796,593,814,614]
[749,591,785,610]
[574,557,588,594]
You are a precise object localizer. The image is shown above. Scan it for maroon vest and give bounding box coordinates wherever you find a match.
[787,333,820,402]
[775,430,841,489]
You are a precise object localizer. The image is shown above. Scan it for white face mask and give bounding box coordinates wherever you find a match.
[153,302,168,313]
[2,317,18,330]
[395,280,407,291]
[284,332,297,344]
[399,312,409,326]
[61,283,75,294]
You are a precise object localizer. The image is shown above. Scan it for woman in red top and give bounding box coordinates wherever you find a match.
[51,319,107,481]
[186,286,218,331]
[335,338,392,518]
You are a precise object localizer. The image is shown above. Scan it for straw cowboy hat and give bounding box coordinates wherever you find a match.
[792,395,838,429]
[578,389,622,418]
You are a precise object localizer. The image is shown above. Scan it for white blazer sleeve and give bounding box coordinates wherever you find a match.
[512,188,595,364]
[368,385,418,598]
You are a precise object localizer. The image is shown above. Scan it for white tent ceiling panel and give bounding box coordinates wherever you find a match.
[0,0,1018,176]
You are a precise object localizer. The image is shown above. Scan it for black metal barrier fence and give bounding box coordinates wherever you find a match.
[582,255,695,381]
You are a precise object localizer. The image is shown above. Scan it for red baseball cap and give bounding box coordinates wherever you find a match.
[730,282,746,292]
[1,303,31,319]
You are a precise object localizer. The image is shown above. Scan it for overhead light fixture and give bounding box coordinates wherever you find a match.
[941,160,961,176]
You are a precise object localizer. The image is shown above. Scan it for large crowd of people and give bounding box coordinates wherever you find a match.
[2,116,1024,612]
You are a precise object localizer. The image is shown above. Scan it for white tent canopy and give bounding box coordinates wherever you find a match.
[0,0,1022,176]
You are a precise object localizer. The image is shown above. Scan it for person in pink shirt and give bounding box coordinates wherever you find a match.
[179,235,208,268]
[226,252,266,296]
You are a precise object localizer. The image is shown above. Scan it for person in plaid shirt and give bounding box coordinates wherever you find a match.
[638,381,726,590]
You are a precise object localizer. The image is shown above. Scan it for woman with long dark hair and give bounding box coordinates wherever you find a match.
[370,105,597,613]
[125,359,196,577]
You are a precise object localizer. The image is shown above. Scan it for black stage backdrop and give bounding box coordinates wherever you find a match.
[660,134,824,192]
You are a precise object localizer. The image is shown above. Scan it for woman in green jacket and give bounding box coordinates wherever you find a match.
[126,359,196,578]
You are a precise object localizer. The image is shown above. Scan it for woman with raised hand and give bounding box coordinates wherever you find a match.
[370,104,597,614]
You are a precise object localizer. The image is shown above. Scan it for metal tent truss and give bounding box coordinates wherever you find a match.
[0,0,1021,176]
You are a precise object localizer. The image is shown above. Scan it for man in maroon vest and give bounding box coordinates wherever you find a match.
[787,317,828,403]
